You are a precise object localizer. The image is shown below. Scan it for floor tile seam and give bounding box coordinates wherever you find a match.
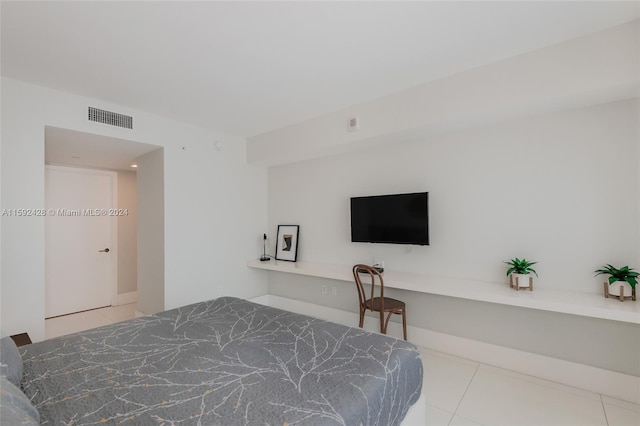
[448,361,481,425]
[477,363,603,402]
[96,307,123,323]
[449,413,482,426]
[600,394,610,426]
[96,311,115,322]
[422,346,606,404]
[456,363,612,426]
[422,348,482,370]
[602,396,640,413]
[425,402,455,426]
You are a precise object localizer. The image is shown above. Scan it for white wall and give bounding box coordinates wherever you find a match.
[0,78,268,341]
[268,100,639,292]
[136,149,164,315]
[248,20,639,167]
[117,170,137,296]
[253,21,640,376]
[264,99,640,375]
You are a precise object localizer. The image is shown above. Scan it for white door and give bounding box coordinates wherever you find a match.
[45,166,116,318]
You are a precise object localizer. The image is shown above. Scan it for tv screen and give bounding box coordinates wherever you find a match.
[350,192,429,246]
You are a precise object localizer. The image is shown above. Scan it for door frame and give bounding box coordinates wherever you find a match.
[45,164,119,312]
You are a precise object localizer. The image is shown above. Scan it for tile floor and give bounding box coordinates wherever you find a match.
[418,349,639,426]
[45,303,138,339]
[45,306,640,426]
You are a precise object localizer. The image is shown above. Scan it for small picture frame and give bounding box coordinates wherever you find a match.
[275,225,299,262]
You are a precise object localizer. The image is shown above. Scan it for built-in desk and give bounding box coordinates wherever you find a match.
[247,259,640,324]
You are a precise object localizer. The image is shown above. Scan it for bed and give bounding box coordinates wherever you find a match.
[2,296,423,425]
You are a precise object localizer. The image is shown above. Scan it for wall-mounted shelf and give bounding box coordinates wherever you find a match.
[247,259,640,325]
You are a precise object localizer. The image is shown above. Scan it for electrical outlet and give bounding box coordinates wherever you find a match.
[331,286,337,296]
[321,285,327,294]
[372,258,384,267]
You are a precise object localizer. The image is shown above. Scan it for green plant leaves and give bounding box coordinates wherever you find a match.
[594,264,638,288]
[504,257,538,277]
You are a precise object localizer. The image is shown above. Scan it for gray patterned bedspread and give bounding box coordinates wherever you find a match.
[20,297,423,425]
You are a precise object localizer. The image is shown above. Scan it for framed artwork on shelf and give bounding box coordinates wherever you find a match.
[275,225,300,262]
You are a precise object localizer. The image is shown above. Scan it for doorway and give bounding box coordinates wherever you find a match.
[44,126,162,319]
[45,165,116,318]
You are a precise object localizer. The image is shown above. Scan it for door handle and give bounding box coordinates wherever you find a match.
[99,248,110,253]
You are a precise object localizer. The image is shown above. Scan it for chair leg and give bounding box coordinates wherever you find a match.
[379,311,386,334]
[383,312,394,336]
[381,311,408,340]
[402,310,407,341]
[359,308,365,328]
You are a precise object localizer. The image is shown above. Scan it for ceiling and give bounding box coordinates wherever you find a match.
[45,127,160,171]
[2,1,639,139]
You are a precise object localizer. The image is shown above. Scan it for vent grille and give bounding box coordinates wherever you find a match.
[88,107,133,129]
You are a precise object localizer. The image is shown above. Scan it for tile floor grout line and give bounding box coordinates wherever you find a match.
[599,393,610,426]
[478,362,605,399]
[44,305,136,339]
[97,304,136,324]
[447,362,482,425]
[98,309,117,323]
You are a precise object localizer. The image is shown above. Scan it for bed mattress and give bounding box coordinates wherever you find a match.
[20,297,423,425]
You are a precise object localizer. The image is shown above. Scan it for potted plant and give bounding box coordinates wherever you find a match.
[505,258,538,291]
[594,264,638,301]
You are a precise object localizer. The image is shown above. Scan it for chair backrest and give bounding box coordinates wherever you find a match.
[352,264,385,310]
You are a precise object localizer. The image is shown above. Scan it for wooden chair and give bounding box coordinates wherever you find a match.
[352,264,407,340]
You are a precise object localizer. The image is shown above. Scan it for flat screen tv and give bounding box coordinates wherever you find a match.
[350,192,429,246]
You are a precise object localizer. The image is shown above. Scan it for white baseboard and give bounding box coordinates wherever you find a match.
[115,291,137,306]
[249,294,640,405]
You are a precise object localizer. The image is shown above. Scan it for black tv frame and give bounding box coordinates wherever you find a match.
[350,192,429,246]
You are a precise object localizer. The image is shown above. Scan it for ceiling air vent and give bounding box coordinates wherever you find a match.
[88,106,133,129]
